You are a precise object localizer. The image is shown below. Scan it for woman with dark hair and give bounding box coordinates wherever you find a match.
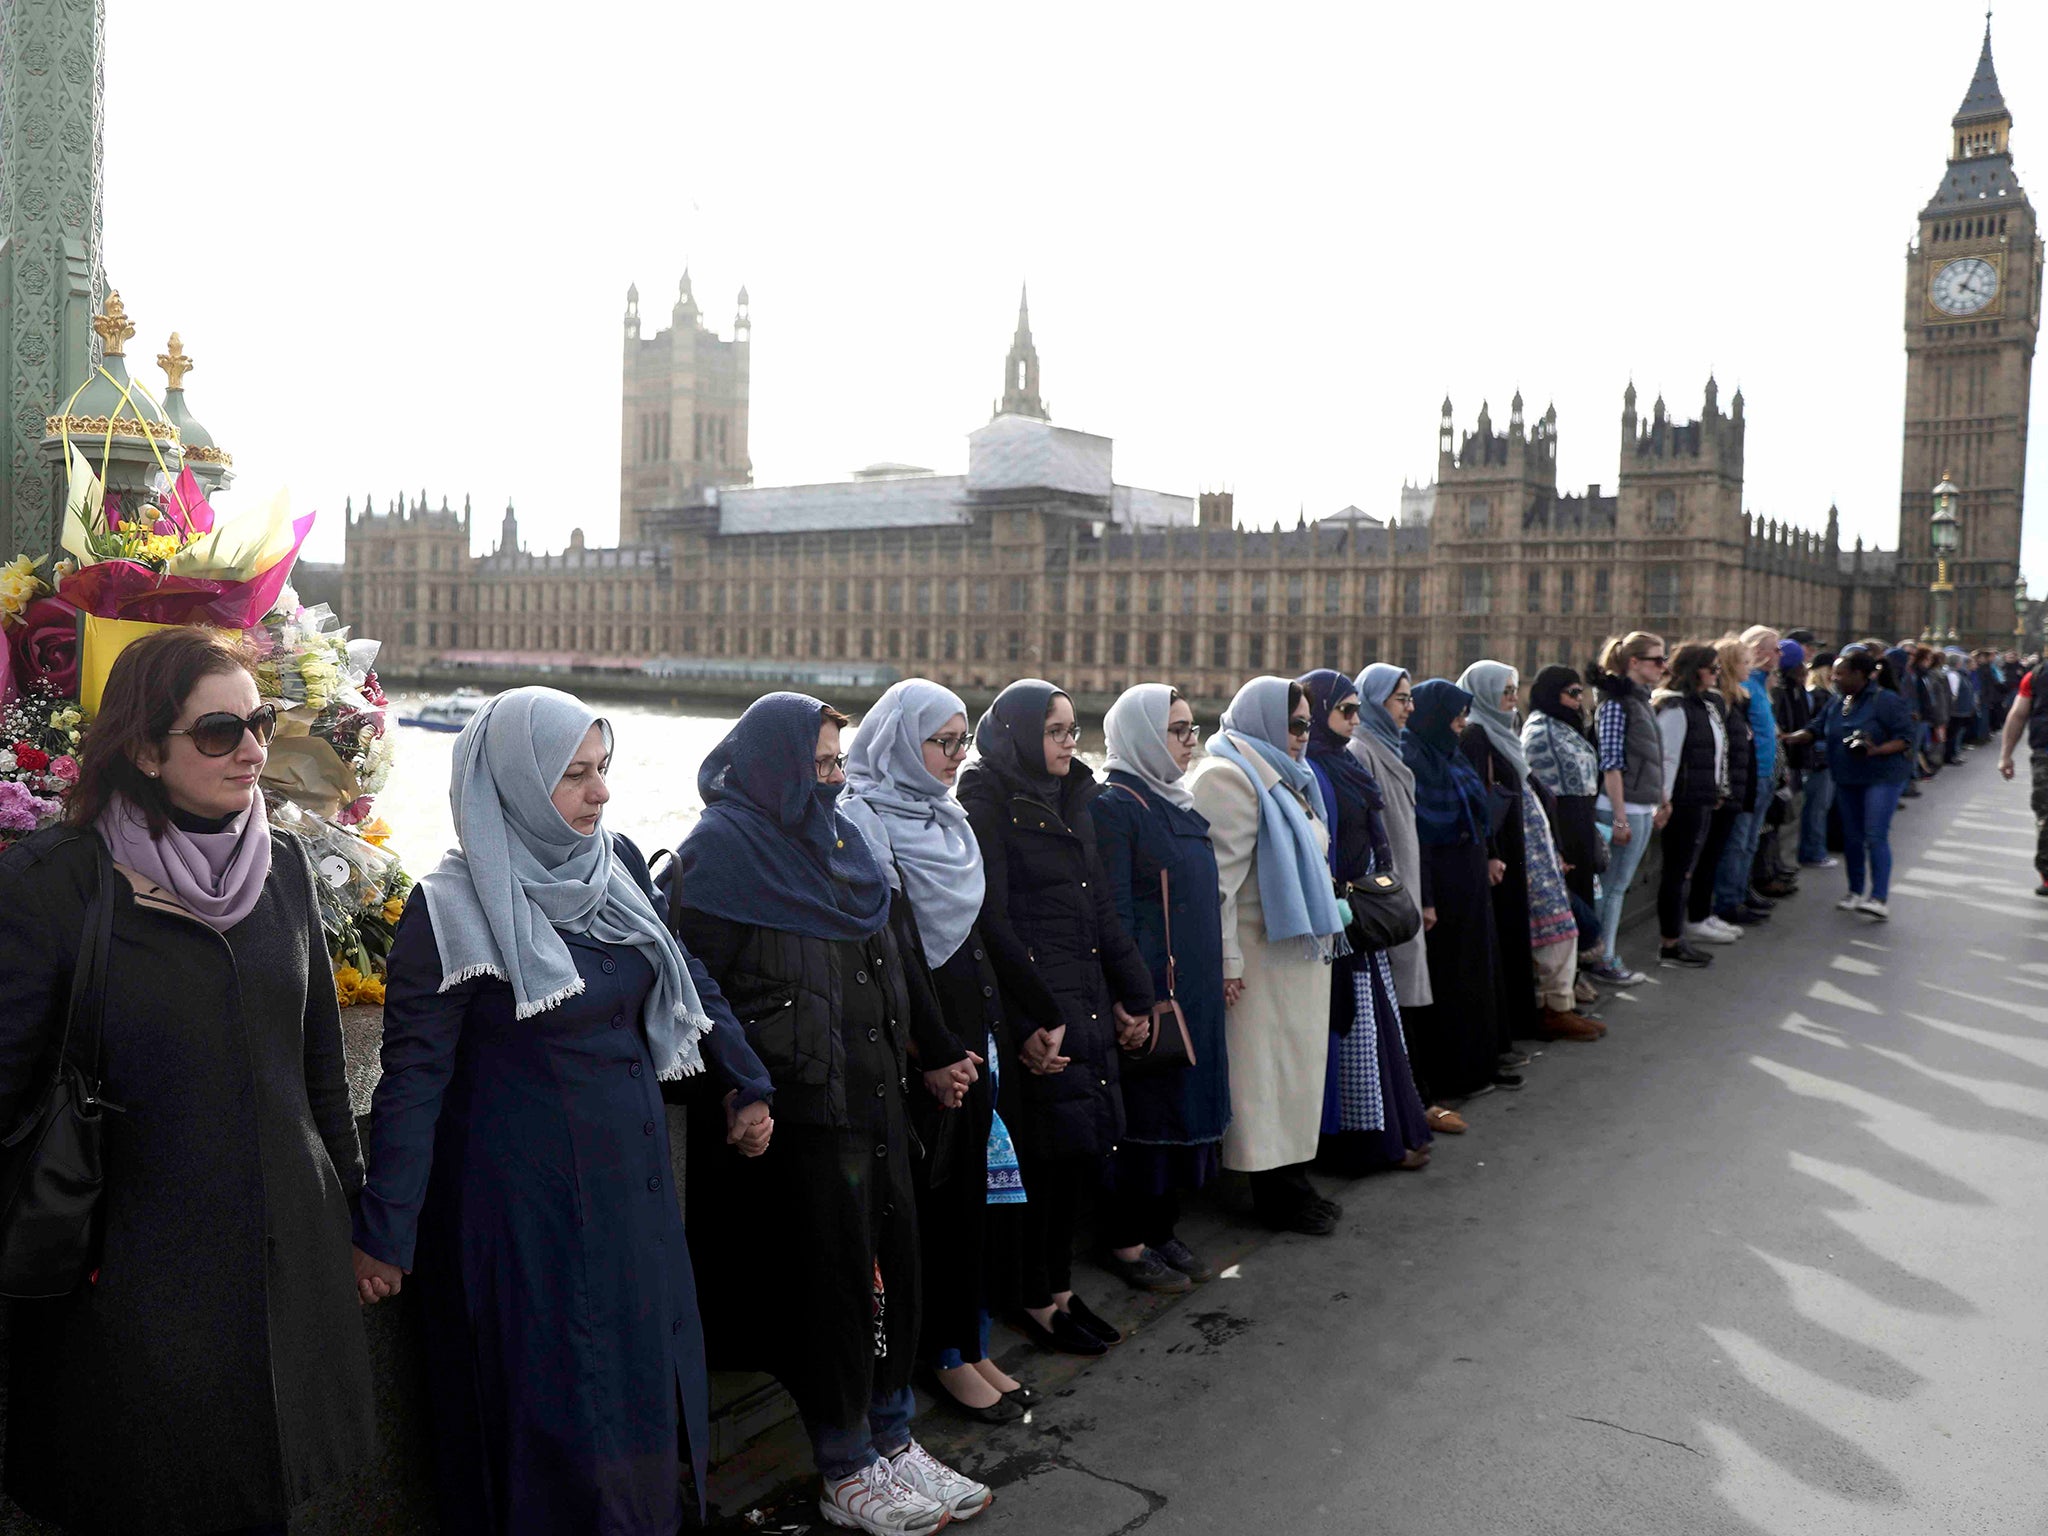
[1786,650,1915,919]
[1091,683,1230,1288]
[1521,665,1602,911]
[0,627,375,1536]
[672,693,989,1533]
[1190,677,1350,1232]
[840,679,1032,1426]
[360,686,773,1536]
[957,680,1153,1354]
[1457,661,1602,1044]
[1401,680,1514,1099]
[1652,642,1729,970]
[1297,669,1432,1174]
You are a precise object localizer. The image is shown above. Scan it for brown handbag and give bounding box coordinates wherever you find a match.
[1123,869,1198,1076]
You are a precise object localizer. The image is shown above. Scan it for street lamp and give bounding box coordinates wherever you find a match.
[2018,571,2031,656]
[1927,473,1960,644]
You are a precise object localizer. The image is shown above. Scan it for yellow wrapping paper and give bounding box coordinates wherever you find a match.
[76,614,240,714]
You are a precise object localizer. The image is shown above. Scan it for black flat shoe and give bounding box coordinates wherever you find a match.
[1260,1202,1339,1236]
[922,1367,1025,1425]
[1002,1383,1040,1409]
[1063,1294,1124,1346]
[1489,1071,1525,1090]
[1014,1308,1107,1357]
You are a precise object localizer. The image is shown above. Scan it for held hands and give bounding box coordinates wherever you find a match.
[1021,1026,1070,1075]
[1653,802,1672,830]
[923,1051,983,1109]
[1421,905,1437,933]
[1112,1003,1150,1051]
[723,1090,774,1158]
[1487,858,1507,887]
[353,1245,404,1306]
[1223,977,1246,1007]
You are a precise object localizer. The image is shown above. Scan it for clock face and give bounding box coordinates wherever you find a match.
[1931,256,1999,317]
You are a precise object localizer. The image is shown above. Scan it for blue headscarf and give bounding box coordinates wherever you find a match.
[1299,668,1383,882]
[1403,679,1489,846]
[1207,676,1349,959]
[674,691,891,941]
[1355,664,1408,758]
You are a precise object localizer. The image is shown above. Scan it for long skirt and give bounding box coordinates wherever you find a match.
[1406,839,1505,1100]
[1319,946,1433,1171]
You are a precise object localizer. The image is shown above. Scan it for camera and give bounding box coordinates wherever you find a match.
[1844,729,1871,756]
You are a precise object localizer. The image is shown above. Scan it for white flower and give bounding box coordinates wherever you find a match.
[0,750,15,774]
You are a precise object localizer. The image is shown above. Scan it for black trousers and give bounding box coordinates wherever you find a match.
[1688,805,1736,925]
[1659,802,1712,939]
[1102,1187,1181,1252]
[1248,1163,1319,1221]
[1014,1148,1090,1308]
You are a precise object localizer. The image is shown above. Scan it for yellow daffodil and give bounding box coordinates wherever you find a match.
[0,553,42,625]
[356,974,386,1006]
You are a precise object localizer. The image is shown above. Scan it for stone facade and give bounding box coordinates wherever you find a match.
[618,270,750,548]
[1895,24,2041,646]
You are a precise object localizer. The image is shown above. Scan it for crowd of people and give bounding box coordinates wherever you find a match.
[0,621,2037,1536]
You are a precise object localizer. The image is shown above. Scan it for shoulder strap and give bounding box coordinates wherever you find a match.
[65,835,116,1097]
[1157,866,1176,1000]
[1104,780,1151,810]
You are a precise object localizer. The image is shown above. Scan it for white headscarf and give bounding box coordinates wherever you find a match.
[418,686,712,1079]
[1102,683,1196,809]
[840,678,985,967]
[1456,659,1528,784]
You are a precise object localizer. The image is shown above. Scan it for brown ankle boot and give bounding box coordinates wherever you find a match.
[1541,1008,1604,1042]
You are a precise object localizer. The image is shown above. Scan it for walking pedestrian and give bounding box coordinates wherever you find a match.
[1996,652,2048,897]
[1792,651,1913,919]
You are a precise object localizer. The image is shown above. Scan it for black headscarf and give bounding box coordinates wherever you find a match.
[1529,665,1592,742]
[958,678,1067,805]
[673,691,891,941]
[1404,680,1490,846]
[1298,668,1383,882]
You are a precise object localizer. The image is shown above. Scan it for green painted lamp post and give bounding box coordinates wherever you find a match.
[1927,472,1960,644]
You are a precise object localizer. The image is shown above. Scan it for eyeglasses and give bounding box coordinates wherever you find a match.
[1336,701,1361,718]
[1286,717,1312,737]
[1166,721,1203,744]
[814,753,848,779]
[1389,692,1413,706]
[1044,724,1082,745]
[925,731,974,759]
[166,705,279,757]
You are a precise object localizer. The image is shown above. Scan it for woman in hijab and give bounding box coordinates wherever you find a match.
[1091,683,1230,1291]
[840,679,1033,1428]
[1189,676,1350,1234]
[357,686,772,1536]
[671,693,989,1533]
[1401,680,1516,1100]
[958,680,1154,1357]
[1297,669,1433,1175]
[0,629,374,1536]
[1456,660,1603,1045]
[1349,665,1468,1137]
[1521,665,1602,912]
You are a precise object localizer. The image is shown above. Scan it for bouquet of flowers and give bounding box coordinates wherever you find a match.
[269,800,414,1006]
[0,684,83,834]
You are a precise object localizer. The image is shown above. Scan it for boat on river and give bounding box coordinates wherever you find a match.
[398,688,489,733]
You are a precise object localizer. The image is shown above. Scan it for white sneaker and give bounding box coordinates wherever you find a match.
[1703,915,1744,940]
[888,1440,992,1521]
[1860,899,1890,921]
[1683,920,1738,946]
[821,1459,951,1534]
[1835,894,1868,913]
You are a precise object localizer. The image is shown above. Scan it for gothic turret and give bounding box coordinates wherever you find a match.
[993,285,1048,421]
[624,283,640,340]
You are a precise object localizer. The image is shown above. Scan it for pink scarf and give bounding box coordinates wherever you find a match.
[96,795,273,933]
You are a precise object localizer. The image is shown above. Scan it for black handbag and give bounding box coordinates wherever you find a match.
[1342,867,1422,954]
[0,833,121,1299]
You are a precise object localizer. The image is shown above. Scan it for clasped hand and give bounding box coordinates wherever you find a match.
[922,1051,984,1108]
[1021,1025,1069,1074]
[724,1090,773,1157]
[1113,1002,1150,1051]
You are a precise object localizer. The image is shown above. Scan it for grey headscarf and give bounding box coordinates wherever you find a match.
[1456,659,1528,784]
[1102,683,1196,809]
[840,678,985,968]
[419,686,712,1079]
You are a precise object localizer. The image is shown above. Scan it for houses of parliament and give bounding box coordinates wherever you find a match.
[333,24,2039,698]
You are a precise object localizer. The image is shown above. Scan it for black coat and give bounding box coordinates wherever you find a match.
[673,892,948,1432]
[957,761,1154,1162]
[1460,730,1537,1041]
[0,825,375,1535]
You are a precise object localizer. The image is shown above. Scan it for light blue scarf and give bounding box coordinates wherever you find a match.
[1211,676,1350,961]
[420,686,713,1079]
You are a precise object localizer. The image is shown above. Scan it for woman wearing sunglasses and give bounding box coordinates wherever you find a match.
[1586,633,1669,986]
[1190,677,1351,1234]
[1090,683,1230,1291]
[958,679,1154,1358]
[671,692,989,1531]
[0,627,376,1536]
[1521,667,1602,916]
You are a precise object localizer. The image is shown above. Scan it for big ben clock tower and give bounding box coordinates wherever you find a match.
[1898,21,2043,644]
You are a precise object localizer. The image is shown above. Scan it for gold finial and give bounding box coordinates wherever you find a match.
[92,291,135,357]
[158,332,194,390]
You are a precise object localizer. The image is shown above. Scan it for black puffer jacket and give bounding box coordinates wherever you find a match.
[1723,692,1758,814]
[957,760,1154,1160]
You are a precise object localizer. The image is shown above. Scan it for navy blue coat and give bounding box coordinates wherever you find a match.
[1089,773,1231,1146]
[356,836,770,1536]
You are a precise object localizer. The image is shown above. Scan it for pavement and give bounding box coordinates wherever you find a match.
[725,755,2048,1535]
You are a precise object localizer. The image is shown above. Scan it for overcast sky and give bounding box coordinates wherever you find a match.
[100,1,2048,589]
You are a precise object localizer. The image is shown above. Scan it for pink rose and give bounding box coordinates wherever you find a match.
[8,597,79,698]
[49,755,78,783]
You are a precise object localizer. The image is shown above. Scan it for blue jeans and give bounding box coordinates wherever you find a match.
[1594,810,1654,966]
[807,1386,917,1479]
[1798,766,1835,863]
[1713,808,1761,914]
[1836,780,1906,901]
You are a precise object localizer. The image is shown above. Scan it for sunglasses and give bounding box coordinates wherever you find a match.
[1044,724,1082,745]
[1562,686,1585,697]
[925,731,974,759]
[1336,701,1361,718]
[1287,717,1312,736]
[166,705,279,757]
[1641,655,1668,665]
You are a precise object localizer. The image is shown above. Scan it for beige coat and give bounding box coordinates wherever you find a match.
[1189,736,1333,1174]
